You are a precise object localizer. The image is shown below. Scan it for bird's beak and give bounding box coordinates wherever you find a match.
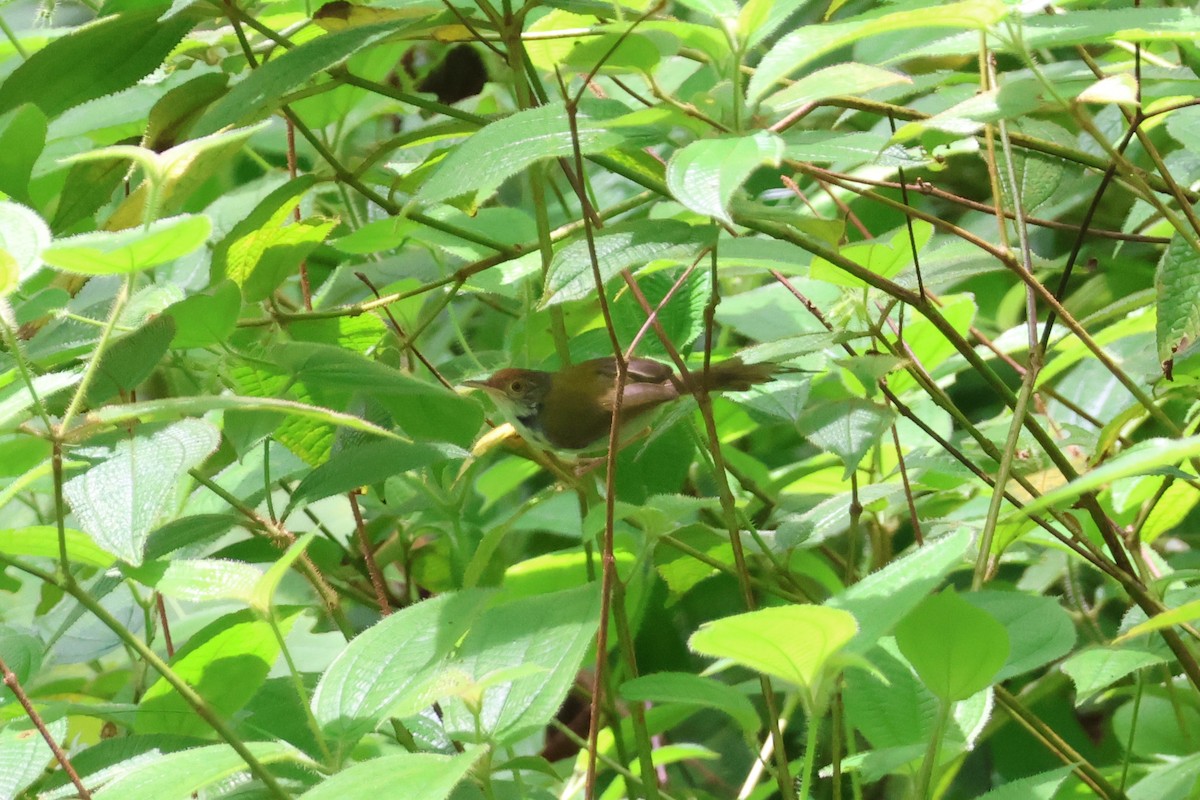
[462,379,491,390]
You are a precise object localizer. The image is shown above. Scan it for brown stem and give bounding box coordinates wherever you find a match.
[0,654,92,799]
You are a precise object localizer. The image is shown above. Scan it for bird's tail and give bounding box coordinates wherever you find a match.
[699,358,778,392]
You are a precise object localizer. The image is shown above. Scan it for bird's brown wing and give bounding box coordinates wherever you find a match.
[580,356,674,384]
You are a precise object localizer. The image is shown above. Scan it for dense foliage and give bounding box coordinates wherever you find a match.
[2,0,1200,798]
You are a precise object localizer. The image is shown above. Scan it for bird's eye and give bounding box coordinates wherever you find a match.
[509,380,525,393]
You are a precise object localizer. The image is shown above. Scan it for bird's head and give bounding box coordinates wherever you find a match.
[464,368,552,419]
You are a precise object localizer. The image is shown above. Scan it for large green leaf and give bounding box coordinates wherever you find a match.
[620,672,760,733]
[1156,215,1200,366]
[62,419,221,565]
[136,609,299,738]
[1061,645,1167,705]
[762,63,911,110]
[195,23,403,136]
[689,605,858,706]
[418,101,628,208]
[960,591,1075,681]
[0,719,65,800]
[828,529,972,653]
[284,438,467,514]
[666,131,783,225]
[210,176,324,299]
[164,281,241,349]
[126,558,263,605]
[299,748,485,800]
[85,315,175,405]
[796,398,896,479]
[89,741,303,800]
[312,590,492,749]
[42,214,212,275]
[264,342,483,447]
[895,589,1009,702]
[0,525,115,568]
[0,104,46,202]
[0,8,199,119]
[542,220,702,306]
[439,585,601,745]
[748,0,1006,103]
[0,201,50,295]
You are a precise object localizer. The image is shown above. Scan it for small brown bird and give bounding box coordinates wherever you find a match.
[465,356,777,451]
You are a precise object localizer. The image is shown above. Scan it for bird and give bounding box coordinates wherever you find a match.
[464,356,778,451]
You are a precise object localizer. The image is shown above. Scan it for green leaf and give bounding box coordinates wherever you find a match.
[763,63,911,110]
[265,342,482,447]
[0,105,46,202]
[210,176,323,298]
[810,221,934,288]
[796,398,895,479]
[620,672,760,733]
[884,292,975,395]
[299,747,485,800]
[312,590,492,750]
[777,485,900,550]
[610,268,709,360]
[1118,596,1200,642]
[0,8,199,119]
[673,0,739,19]
[997,121,1067,213]
[103,124,268,231]
[284,439,466,514]
[126,558,263,605]
[0,202,50,291]
[1156,216,1200,365]
[439,585,601,745]
[0,370,81,431]
[50,148,131,233]
[960,590,1075,681]
[89,741,303,800]
[136,608,299,738]
[1078,74,1139,106]
[561,32,663,75]
[62,419,221,565]
[0,525,116,568]
[252,533,315,613]
[542,220,702,306]
[83,394,406,445]
[0,626,43,699]
[666,131,783,225]
[1127,755,1200,800]
[42,214,212,275]
[845,640,936,749]
[237,217,336,302]
[164,280,241,349]
[829,529,972,653]
[143,72,229,152]
[1014,8,1200,50]
[785,130,927,168]
[0,719,65,799]
[689,605,858,698]
[1017,436,1200,519]
[973,766,1075,800]
[0,249,15,297]
[748,0,1007,103]
[195,23,403,136]
[1061,646,1167,704]
[86,315,175,405]
[418,101,628,208]
[895,589,1010,701]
